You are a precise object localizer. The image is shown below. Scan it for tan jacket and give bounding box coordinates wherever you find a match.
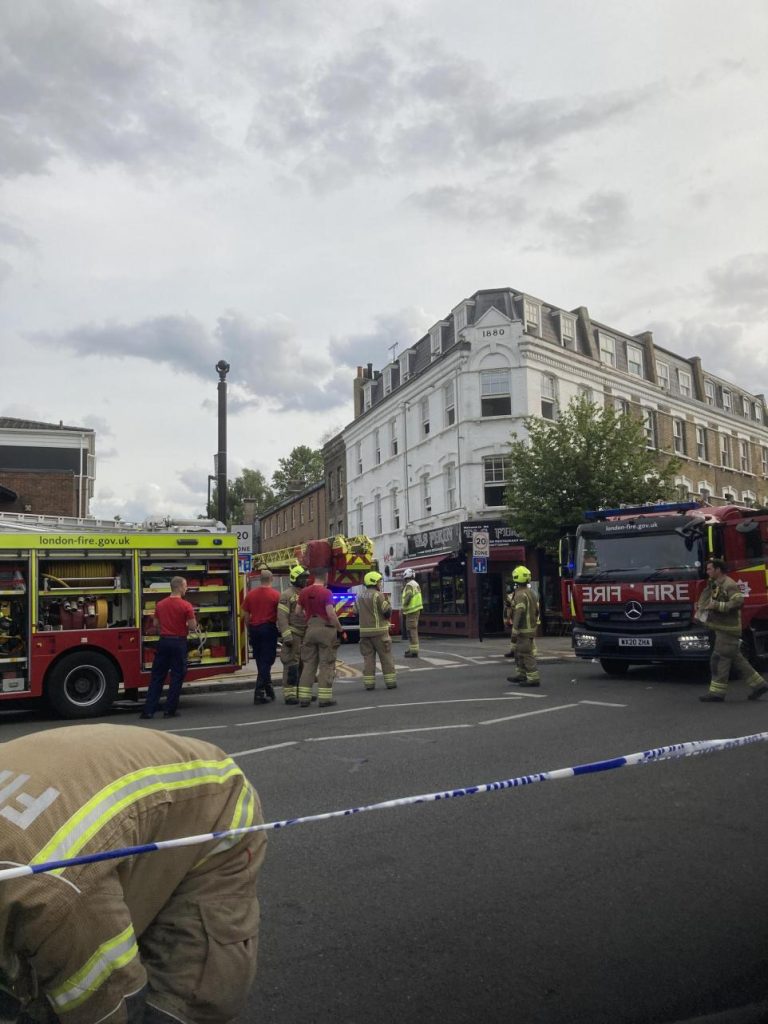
[355,588,392,637]
[0,725,263,1023]
[511,588,539,636]
[696,575,744,635]
[277,587,307,640]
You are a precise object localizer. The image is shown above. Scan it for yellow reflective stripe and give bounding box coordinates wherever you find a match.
[49,924,138,1012]
[33,759,242,870]
[195,779,255,866]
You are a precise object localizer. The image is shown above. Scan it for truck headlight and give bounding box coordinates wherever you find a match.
[678,634,710,652]
[574,633,598,649]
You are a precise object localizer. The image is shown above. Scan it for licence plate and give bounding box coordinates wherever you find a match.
[618,638,652,647]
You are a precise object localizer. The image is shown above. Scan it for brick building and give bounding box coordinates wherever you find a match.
[257,480,327,556]
[0,418,96,517]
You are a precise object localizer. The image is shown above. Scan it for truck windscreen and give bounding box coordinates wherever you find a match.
[576,531,704,580]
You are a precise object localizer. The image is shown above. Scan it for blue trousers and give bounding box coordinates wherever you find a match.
[145,637,188,715]
[249,622,278,687]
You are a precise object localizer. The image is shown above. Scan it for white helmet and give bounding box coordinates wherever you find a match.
[402,568,416,580]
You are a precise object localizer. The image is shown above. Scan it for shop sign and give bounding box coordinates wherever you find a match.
[462,521,525,550]
[407,523,462,556]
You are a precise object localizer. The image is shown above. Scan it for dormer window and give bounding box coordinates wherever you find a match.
[626,344,644,378]
[363,382,373,412]
[429,325,443,360]
[558,313,576,350]
[677,369,692,398]
[399,350,415,383]
[524,299,541,336]
[656,361,670,390]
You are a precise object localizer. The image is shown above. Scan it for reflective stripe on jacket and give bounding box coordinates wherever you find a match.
[402,580,423,615]
[355,589,391,636]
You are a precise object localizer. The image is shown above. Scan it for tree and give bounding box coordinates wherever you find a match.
[207,468,273,526]
[505,395,681,553]
[271,445,324,500]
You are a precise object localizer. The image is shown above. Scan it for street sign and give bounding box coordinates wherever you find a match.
[232,525,253,559]
[472,556,488,574]
[239,555,252,574]
[471,530,490,558]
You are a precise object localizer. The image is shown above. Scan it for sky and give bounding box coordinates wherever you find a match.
[2,0,766,523]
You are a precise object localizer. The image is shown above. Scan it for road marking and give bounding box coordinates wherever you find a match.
[306,724,473,742]
[381,696,535,709]
[579,700,627,708]
[414,656,461,667]
[229,741,298,757]
[479,704,580,725]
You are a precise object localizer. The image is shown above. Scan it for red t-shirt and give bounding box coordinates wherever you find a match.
[155,596,197,637]
[242,586,281,626]
[298,584,334,622]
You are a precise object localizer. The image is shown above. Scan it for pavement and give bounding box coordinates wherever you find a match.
[180,632,576,696]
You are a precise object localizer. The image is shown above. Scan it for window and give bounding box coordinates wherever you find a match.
[739,440,750,472]
[283,511,288,531]
[390,419,399,456]
[695,425,707,461]
[698,482,713,502]
[430,325,442,360]
[300,503,305,525]
[421,473,432,515]
[383,368,393,396]
[308,496,314,520]
[720,434,731,468]
[421,397,430,436]
[763,446,768,477]
[559,314,576,349]
[337,466,343,497]
[742,490,756,508]
[374,493,382,534]
[374,429,381,465]
[356,500,364,535]
[615,397,630,416]
[363,383,373,412]
[598,333,616,367]
[481,370,512,416]
[524,299,540,335]
[753,402,762,422]
[291,506,296,528]
[356,442,362,476]
[444,462,456,511]
[723,489,736,502]
[742,396,751,419]
[674,476,692,500]
[578,384,594,403]
[722,389,732,413]
[391,488,400,530]
[444,380,456,427]
[704,380,715,405]
[399,351,413,383]
[454,304,468,334]
[656,361,670,390]
[673,419,686,455]
[541,374,558,420]
[338,520,344,536]
[643,409,657,449]
[483,456,511,507]
[627,344,644,378]
[677,369,692,398]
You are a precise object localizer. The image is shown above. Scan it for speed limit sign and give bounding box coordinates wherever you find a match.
[471,530,490,558]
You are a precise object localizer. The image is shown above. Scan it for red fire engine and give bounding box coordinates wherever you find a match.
[560,501,768,675]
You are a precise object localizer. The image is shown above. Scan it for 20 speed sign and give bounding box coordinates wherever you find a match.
[471,530,490,558]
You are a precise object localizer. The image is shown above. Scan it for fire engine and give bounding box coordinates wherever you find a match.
[252,534,379,640]
[0,512,245,717]
[560,501,768,675]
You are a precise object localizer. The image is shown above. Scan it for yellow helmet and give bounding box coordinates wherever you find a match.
[512,565,532,584]
[289,565,309,585]
[364,570,383,587]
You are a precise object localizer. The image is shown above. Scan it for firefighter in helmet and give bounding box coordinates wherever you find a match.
[277,564,309,705]
[506,565,540,687]
[503,580,516,658]
[401,568,423,657]
[355,570,397,691]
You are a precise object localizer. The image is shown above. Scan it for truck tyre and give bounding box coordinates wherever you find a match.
[46,652,120,719]
[600,659,630,677]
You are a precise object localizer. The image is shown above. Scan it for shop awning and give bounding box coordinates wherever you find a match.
[393,553,450,577]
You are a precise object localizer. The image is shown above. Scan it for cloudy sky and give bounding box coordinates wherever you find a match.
[2,0,766,522]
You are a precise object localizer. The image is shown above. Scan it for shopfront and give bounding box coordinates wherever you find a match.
[393,521,535,639]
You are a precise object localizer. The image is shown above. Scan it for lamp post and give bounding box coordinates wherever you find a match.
[215,360,230,525]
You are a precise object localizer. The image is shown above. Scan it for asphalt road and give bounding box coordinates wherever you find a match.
[2,641,767,1023]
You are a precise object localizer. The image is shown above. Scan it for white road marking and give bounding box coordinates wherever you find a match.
[230,741,298,757]
[579,700,627,708]
[415,656,461,667]
[306,724,473,742]
[381,696,533,709]
[479,704,580,725]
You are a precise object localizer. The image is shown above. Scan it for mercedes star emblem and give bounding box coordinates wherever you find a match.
[624,600,643,620]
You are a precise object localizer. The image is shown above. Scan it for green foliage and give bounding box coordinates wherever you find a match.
[271,445,324,500]
[207,468,273,526]
[505,395,681,552]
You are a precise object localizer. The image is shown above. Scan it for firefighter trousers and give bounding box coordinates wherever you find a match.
[405,612,420,654]
[279,631,304,702]
[299,618,339,704]
[514,635,539,683]
[360,634,396,689]
[708,631,765,695]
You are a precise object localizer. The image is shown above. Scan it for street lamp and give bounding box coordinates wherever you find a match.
[215,360,230,525]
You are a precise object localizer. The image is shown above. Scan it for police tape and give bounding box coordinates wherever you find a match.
[0,730,765,883]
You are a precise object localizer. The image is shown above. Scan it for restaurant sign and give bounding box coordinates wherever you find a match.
[461,521,525,549]
[407,523,462,556]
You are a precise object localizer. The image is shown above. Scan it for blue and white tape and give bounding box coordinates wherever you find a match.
[0,730,765,883]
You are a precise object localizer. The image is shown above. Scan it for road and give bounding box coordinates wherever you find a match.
[2,639,767,1023]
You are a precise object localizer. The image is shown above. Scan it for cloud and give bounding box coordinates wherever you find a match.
[648,318,768,398]
[329,307,433,367]
[81,414,114,437]
[0,222,34,250]
[540,191,632,254]
[0,1,220,178]
[708,252,768,319]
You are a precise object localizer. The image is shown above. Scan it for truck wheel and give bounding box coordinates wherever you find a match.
[46,652,119,719]
[600,659,630,677]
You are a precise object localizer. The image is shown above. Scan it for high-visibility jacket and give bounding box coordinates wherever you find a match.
[511,587,538,636]
[401,580,423,616]
[277,587,307,640]
[0,724,264,1024]
[355,589,392,637]
[697,576,744,636]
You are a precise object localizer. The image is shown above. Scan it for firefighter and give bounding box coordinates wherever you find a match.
[506,566,540,687]
[503,582,516,658]
[297,567,343,707]
[277,564,309,705]
[0,724,266,1024]
[696,557,768,702]
[401,568,423,658]
[355,571,396,691]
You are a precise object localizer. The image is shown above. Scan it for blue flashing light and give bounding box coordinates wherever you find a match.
[583,502,700,521]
